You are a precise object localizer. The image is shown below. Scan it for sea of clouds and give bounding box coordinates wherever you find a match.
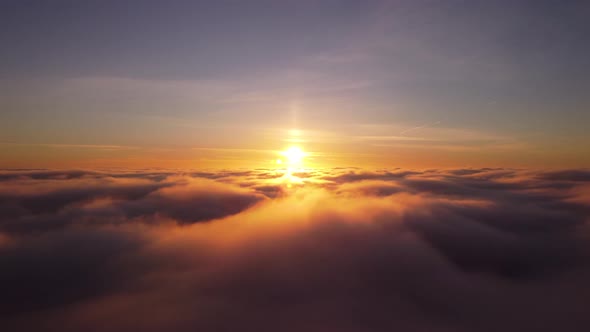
[1,167,589,331]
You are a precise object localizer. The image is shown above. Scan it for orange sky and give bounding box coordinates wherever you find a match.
[2,125,587,169]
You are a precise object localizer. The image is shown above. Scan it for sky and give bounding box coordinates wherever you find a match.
[1,0,589,168]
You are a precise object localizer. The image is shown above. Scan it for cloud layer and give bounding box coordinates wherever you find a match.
[1,167,589,331]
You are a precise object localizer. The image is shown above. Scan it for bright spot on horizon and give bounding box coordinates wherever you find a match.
[277,146,307,187]
[281,146,306,166]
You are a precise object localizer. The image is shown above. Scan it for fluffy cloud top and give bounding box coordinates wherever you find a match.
[1,168,589,331]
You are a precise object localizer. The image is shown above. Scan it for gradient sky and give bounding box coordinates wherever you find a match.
[1,0,589,168]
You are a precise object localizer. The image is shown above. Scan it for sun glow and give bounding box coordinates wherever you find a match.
[280,146,306,166]
[275,146,308,188]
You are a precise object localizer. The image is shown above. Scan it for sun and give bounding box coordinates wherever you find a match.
[280,146,306,165]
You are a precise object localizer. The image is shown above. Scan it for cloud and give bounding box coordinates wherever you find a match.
[1,168,590,331]
[0,172,266,233]
[537,169,590,182]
